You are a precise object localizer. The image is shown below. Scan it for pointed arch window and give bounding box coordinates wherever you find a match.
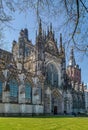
[46,64,58,87]
[25,82,32,103]
[9,79,18,102]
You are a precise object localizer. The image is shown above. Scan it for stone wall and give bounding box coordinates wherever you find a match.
[0,103,43,116]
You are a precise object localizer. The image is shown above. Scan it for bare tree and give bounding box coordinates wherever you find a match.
[0,0,18,47]
[12,0,88,54]
[0,0,88,54]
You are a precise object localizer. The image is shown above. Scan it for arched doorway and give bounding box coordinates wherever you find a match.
[52,89,63,114]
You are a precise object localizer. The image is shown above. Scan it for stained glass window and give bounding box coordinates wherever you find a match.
[9,79,18,97]
[46,64,58,87]
[25,82,32,99]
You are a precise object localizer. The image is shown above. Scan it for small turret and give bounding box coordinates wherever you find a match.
[19,28,29,40]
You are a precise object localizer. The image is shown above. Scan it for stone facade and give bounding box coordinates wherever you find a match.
[66,49,85,114]
[0,20,85,116]
[84,88,88,113]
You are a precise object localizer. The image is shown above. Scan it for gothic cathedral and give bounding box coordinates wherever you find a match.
[0,20,85,116]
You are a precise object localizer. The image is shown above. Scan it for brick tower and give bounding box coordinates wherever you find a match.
[67,48,81,83]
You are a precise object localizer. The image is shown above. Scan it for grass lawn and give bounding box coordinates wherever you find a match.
[0,116,88,130]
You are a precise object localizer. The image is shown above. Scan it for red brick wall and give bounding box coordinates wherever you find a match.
[67,66,81,83]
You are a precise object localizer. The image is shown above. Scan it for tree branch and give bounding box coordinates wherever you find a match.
[72,0,79,39]
[80,0,88,13]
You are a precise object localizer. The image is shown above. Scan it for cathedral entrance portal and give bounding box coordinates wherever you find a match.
[52,89,63,114]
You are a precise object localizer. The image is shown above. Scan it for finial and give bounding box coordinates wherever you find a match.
[50,23,52,32]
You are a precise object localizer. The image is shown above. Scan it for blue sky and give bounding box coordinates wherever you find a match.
[1,9,88,86]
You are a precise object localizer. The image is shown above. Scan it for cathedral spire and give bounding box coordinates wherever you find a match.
[68,48,76,66]
[36,19,43,44]
[38,18,42,36]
